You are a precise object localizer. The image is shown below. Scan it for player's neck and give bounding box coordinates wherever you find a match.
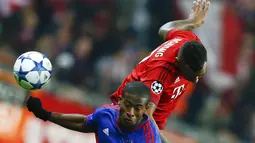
[173,62,181,72]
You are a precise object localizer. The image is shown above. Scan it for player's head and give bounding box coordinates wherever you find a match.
[176,41,207,83]
[118,81,150,129]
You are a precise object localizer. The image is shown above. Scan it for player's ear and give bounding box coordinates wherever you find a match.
[174,57,180,67]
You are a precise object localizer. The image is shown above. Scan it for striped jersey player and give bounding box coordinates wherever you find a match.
[26,82,162,143]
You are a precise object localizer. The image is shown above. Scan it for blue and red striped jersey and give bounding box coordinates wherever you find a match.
[84,104,162,143]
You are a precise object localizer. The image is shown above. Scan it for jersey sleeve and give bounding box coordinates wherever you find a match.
[143,80,163,105]
[165,29,201,41]
[140,68,170,105]
[83,107,103,131]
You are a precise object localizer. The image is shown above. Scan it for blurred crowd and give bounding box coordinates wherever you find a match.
[0,0,182,95]
[0,0,255,142]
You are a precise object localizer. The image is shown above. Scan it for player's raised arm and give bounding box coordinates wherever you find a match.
[26,96,95,133]
[158,0,210,40]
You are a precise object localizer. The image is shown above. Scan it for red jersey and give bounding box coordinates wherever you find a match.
[110,29,201,129]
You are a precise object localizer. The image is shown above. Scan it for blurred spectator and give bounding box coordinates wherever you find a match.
[34,0,55,38]
[147,0,182,50]
[228,1,255,141]
[35,34,55,60]
[55,34,94,87]
[17,5,38,54]
[96,28,144,95]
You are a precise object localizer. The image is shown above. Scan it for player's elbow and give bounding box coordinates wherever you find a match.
[82,126,94,133]
[158,26,167,38]
[81,123,95,133]
[158,23,175,39]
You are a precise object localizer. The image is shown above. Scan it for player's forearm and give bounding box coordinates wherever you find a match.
[158,19,201,39]
[49,113,86,132]
[50,113,85,123]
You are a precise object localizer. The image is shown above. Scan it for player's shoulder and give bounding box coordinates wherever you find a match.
[142,65,178,85]
[146,120,159,131]
[137,115,157,131]
[99,104,120,113]
[101,104,120,109]
[93,104,119,119]
[140,120,161,142]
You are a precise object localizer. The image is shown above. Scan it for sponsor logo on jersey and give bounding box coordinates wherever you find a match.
[103,128,109,136]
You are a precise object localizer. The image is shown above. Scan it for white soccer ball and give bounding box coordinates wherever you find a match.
[13,51,52,90]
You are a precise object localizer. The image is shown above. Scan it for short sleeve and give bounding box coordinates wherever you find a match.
[140,68,171,105]
[84,107,103,129]
[165,29,201,41]
[143,80,163,105]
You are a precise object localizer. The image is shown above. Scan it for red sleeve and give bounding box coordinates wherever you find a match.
[140,68,171,105]
[143,80,163,105]
[165,29,201,42]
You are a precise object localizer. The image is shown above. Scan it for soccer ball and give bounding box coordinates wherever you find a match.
[13,51,52,90]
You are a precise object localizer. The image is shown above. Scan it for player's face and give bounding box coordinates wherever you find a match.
[118,93,148,129]
[177,57,207,83]
[194,62,206,83]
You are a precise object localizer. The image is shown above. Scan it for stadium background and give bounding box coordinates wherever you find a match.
[0,0,255,142]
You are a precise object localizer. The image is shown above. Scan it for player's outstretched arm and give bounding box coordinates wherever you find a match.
[49,113,91,132]
[26,96,94,133]
[158,0,210,40]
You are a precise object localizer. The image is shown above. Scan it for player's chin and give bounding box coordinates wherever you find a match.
[123,118,136,126]
[180,69,197,83]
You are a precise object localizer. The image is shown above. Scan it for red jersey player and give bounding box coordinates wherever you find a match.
[111,0,210,141]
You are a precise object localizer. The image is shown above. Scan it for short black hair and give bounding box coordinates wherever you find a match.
[123,81,150,100]
[181,41,207,71]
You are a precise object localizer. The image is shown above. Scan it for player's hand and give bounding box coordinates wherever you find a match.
[26,96,51,121]
[188,0,210,25]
